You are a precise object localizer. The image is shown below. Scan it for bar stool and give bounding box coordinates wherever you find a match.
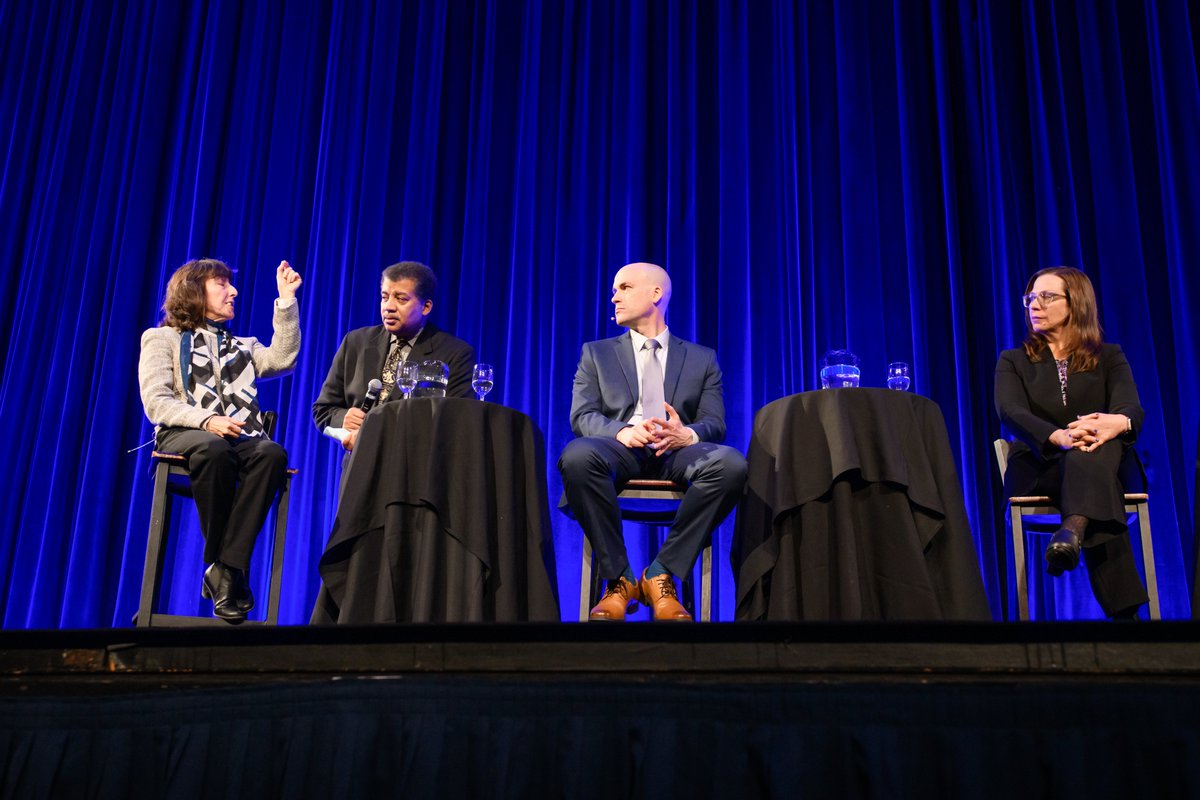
[137,413,294,627]
[576,479,714,622]
[993,439,1160,620]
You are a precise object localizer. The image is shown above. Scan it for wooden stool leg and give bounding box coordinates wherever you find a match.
[700,542,712,622]
[1010,504,1030,621]
[578,538,594,622]
[138,460,173,628]
[1134,500,1160,621]
[265,474,291,625]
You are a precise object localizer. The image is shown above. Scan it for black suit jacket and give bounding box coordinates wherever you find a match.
[568,332,726,443]
[994,342,1144,464]
[312,322,477,431]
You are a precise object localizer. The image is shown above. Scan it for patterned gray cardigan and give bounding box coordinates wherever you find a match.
[138,298,301,433]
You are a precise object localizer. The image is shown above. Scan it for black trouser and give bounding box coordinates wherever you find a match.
[157,428,288,570]
[559,437,747,580]
[1004,440,1149,616]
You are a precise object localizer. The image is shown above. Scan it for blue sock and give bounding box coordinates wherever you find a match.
[621,566,636,583]
[645,558,670,579]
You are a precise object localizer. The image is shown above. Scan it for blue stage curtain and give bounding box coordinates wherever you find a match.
[0,0,1196,626]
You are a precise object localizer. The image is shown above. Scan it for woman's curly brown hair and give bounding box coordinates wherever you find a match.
[160,258,233,331]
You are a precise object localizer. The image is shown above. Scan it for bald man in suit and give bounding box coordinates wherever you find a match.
[559,263,747,621]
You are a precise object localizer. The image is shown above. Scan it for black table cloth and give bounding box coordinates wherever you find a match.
[733,388,990,621]
[312,397,559,623]
[1193,425,1200,619]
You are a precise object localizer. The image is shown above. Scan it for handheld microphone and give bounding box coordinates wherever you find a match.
[359,378,383,412]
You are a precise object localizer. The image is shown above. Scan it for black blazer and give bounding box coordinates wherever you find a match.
[568,332,726,443]
[994,342,1144,463]
[312,322,477,432]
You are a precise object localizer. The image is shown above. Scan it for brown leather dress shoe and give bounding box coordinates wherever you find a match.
[640,569,693,622]
[588,576,642,621]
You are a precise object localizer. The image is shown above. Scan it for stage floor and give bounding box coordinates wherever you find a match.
[4,621,1200,693]
[6,623,1200,796]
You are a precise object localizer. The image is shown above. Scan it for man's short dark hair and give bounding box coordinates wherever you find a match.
[381,261,437,303]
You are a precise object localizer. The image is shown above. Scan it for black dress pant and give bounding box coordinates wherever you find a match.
[559,437,747,580]
[156,428,288,570]
[1004,440,1149,616]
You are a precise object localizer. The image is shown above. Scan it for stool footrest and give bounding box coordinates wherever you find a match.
[620,479,687,491]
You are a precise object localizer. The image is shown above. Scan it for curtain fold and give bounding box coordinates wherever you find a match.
[0,0,1196,626]
[4,679,1200,795]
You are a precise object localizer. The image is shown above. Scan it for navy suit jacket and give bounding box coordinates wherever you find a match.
[568,332,726,443]
[312,322,476,432]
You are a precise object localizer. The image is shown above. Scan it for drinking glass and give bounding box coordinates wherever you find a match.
[887,362,911,391]
[819,349,860,388]
[472,363,494,401]
[412,360,448,398]
[397,361,418,399]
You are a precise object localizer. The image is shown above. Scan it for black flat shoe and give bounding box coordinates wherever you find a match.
[202,563,247,623]
[1109,605,1144,621]
[1044,529,1081,577]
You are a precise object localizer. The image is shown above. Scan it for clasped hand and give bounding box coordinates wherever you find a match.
[1050,412,1127,453]
[615,402,692,456]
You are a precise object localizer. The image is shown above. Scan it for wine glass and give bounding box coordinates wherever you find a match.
[887,362,911,391]
[472,363,494,401]
[397,361,418,399]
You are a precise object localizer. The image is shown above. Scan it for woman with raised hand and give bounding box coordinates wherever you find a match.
[138,258,301,622]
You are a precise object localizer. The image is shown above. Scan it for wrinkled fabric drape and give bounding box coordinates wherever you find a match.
[0,0,1196,625]
[5,679,1200,796]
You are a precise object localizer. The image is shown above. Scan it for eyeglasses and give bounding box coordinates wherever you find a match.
[1021,291,1067,308]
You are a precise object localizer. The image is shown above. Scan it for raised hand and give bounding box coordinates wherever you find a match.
[276,260,302,299]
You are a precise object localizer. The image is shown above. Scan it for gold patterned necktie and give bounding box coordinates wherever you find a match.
[378,337,409,402]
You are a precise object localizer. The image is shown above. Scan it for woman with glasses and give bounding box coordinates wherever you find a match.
[995,266,1147,619]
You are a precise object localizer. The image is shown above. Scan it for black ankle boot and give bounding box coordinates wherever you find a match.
[1044,529,1081,577]
[202,563,247,623]
[231,568,255,613]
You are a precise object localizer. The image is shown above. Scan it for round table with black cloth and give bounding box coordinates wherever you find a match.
[311,397,560,623]
[733,388,991,621]
[1194,424,1200,618]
